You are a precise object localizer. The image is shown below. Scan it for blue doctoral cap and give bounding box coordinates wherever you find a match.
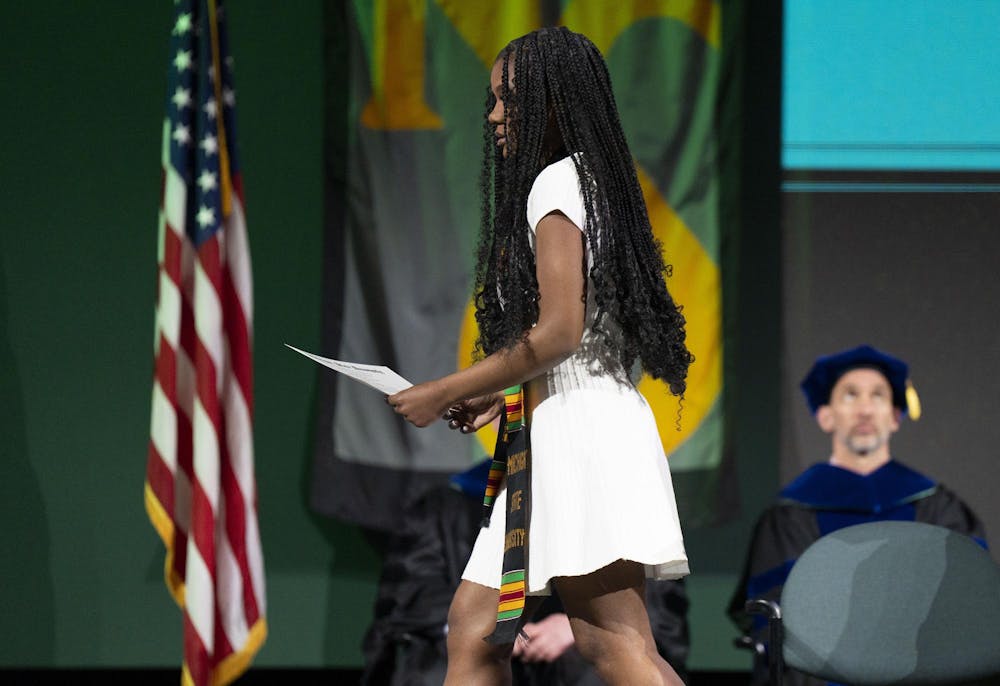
[800,344,920,418]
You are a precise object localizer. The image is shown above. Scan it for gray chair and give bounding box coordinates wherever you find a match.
[747,520,1000,685]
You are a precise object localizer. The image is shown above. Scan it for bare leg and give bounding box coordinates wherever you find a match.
[444,580,511,686]
[444,580,547,685]
[555,559,684,686]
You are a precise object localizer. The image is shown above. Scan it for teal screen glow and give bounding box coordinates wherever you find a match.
[783,0,1000,170]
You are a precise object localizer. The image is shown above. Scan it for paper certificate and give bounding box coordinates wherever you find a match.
[285,344,413,395]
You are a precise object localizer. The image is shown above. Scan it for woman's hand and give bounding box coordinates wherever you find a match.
[387,380,452,427]
[445,393,504,433]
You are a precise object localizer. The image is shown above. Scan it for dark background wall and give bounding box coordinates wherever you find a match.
[0,1,779,672]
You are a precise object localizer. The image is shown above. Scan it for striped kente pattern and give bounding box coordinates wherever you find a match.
[481,385,524,514]
[485,384,529,643]
[497,569,527,620]
[504,386,524,430]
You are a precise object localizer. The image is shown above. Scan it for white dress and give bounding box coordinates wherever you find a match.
[461,156,689,595]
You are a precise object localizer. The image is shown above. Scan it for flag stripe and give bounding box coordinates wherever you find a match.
[194,250,225,381]
[216,523,250,648]
[222,385,254,503]
[226,190,253,320]
[183,613,212,686]
[219,445,258,624]
[157,269,184,356]
[147,444,176,531]
[163,169,188,236]
[173,402,195,535]
[213,600,236,665]
[186,539,216,651]
[151,379,178,471]
[221,267,252,412]
[193,395,222,513]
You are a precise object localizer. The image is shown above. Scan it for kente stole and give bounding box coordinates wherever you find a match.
[482,385,530,645]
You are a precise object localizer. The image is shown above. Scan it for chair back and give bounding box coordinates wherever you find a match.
[780,520,1000,685]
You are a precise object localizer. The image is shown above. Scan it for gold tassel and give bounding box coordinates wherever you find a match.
[906,379,921,421]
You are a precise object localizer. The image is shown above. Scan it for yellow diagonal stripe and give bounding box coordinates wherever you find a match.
[435,0,541,67]
[635,164,722,458]
[561,0,720,52]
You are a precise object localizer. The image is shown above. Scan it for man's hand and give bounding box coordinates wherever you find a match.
[512,613,576,663]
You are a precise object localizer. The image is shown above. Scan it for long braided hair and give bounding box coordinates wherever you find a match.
[473,27,693,396]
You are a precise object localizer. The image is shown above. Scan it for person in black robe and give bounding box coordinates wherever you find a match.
[728,345,987,686]
[362,460,690,685]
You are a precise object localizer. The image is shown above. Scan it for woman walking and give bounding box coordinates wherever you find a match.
[388,27,692,685]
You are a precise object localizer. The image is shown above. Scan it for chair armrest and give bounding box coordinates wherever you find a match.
[745,599,784,685]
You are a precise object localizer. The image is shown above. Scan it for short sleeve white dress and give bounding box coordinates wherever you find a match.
[461,155,689,595]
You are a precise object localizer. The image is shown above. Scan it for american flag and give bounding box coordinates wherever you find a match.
[145,2,266,684]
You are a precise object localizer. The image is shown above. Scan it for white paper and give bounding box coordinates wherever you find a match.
[285,344,413,395]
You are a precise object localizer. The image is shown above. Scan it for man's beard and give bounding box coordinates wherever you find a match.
[844,428,888,456]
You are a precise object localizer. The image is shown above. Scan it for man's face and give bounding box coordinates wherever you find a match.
[817,368,901,456]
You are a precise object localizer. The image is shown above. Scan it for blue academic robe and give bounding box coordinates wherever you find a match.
[728,460,986,686]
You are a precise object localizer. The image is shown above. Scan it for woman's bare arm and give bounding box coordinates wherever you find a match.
[388,211,586,427]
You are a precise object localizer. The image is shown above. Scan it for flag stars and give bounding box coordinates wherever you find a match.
[172,123,191,145]
[223,87,236,107]
[173,12,192,35]
[200,134,218,155]
[196,205,216,229]
[174,49,192,72]
[203,98,217,119]
[197,170,218,193]
[172,87,192,109]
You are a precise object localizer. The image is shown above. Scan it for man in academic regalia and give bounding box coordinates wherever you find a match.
[728,345,987,686]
